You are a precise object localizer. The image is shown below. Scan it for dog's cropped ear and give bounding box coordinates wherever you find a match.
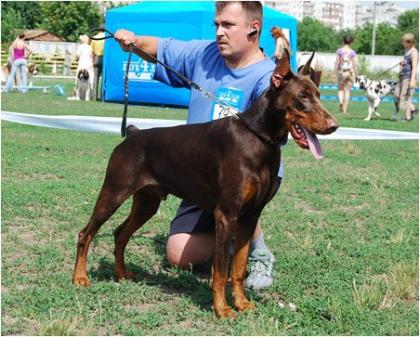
[271,49,291,88]
[298,51,315,76]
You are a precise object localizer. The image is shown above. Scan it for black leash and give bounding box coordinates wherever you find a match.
[376,62,401,77]
[89,28,239,137]
[362,62,401,91]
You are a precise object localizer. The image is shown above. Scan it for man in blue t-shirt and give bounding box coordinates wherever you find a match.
[115,1,281,290]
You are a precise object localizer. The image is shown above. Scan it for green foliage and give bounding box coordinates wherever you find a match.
[1,1,101,43]
[1,7,26,43]
[352,24,373,54]
[298,17,340,52]
[38,2,102,42]
[1,1,42,28]
[397,10,419,43]
[374,23,402,55]
[1,2,42,42]
[298,9,419,55]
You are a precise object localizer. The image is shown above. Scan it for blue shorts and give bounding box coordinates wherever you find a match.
[169,177,282,235]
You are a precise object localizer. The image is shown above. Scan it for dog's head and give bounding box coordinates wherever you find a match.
[268,51,338,160]
[27,63,38,76]
[355,75,368,90]
[77,69,89,81]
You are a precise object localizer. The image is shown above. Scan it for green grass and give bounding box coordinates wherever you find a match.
[1,78,419,335]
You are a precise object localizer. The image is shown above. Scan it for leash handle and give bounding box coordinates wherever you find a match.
[88,28,114,40]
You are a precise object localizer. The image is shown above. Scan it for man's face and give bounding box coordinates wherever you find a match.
[214,3,255,59]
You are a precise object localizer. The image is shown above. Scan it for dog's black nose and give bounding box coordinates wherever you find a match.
[327,120,339,133]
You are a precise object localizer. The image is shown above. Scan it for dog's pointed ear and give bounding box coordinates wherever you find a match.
[271,49,291,88]
[298,51,315,76]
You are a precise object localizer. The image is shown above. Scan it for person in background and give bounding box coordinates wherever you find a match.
[73,34,94,99]
[270,26,291,64]
[3,33,32,93]
[91,30,105,101]
[394,32,418,121]
[335,35,358,114]
[115,1,282,291]
[63,49,72,76]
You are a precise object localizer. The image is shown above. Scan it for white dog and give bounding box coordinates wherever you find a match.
[75,69,91,101]
[355,75,398,121]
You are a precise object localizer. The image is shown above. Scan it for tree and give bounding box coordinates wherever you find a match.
[374,22,401,55]
[1,1,42,43]
[351,24,372,54]
[397,9,419,43]
[38,2,102,42]
[298,17,340,52]
[1,7,25,43]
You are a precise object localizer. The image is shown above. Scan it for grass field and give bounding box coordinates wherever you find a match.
[1,78,419,335]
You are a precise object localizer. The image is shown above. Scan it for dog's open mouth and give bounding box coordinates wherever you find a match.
[290,122,323,160]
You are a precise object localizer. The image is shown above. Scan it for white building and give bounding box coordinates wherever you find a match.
[356,2,405,27]
[266,1,407,30]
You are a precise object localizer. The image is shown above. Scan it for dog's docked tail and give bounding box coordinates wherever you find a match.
[126,125,140,137]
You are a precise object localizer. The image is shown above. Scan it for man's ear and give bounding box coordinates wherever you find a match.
[271,49,292,88]
[298,51,315,76]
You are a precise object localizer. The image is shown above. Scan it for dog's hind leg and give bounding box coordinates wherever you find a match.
[374,97,381,117]
[114,188,161,281]
[231,214,259,313]
[73,187,131,286]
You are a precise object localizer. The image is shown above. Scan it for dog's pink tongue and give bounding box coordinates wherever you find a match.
[302,127,323,160]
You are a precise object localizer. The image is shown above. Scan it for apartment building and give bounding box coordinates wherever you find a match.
[266,1,406,30]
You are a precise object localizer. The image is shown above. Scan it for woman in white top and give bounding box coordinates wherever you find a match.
[75,34,94,96]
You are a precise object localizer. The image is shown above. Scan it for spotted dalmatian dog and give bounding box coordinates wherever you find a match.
[355,75,398,121]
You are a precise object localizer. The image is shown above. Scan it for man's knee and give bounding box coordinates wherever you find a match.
[166,232,214,268]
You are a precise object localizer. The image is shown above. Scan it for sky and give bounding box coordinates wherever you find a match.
[397,1,419,9]
[358,0,419,9]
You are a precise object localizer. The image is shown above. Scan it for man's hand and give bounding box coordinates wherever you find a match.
[114,29,137,52]
[409,79,416,89]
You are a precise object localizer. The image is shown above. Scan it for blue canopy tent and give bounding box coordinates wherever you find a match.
[103,1,297,106]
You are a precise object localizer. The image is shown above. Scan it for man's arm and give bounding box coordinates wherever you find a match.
[352,55,358,78]
[24,43,32,58]
[410,48,418,88]
[114,29,158,63]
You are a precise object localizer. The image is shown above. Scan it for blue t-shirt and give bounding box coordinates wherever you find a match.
[154,38,284,178]
[155,38,275,124]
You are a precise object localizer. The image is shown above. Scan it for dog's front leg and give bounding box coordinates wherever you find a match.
[85,86,91,101]
[365,100,373,121]
[231,215,258,313]
[212,208,236,319]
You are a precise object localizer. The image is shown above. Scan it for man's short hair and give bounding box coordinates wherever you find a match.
[215,1,263,24]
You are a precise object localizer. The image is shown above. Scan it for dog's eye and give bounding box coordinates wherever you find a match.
[299,93,309,100]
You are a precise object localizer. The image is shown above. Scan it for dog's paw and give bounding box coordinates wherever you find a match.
[73,275,90,287]
[375,112,381,116]
[234,298,256,313]
[115,270,135,282]
[214,305,237,320]
[364,117,371,121]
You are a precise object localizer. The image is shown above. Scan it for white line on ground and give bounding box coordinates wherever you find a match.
[2,111,418,140]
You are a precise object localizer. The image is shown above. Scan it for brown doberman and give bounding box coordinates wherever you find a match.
[72,51,338,319]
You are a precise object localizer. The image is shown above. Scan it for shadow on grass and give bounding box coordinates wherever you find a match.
[89,233,214,312]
